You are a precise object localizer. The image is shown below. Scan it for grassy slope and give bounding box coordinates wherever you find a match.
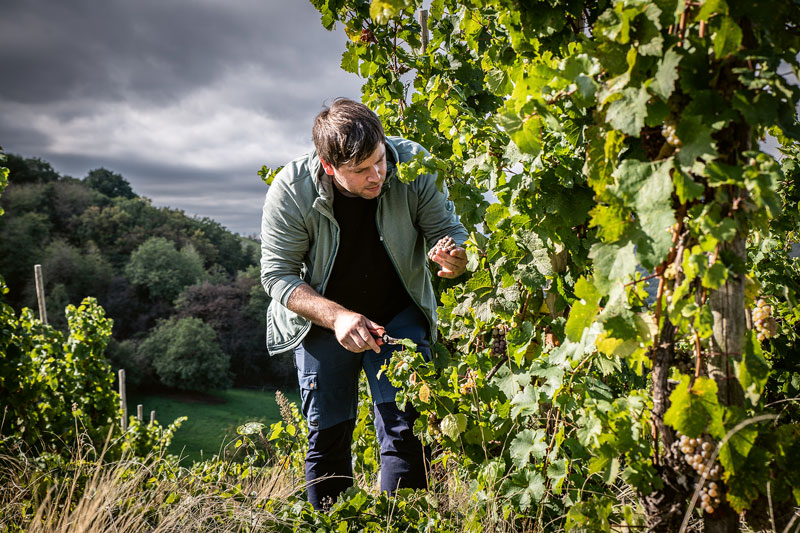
[128,388,301,464]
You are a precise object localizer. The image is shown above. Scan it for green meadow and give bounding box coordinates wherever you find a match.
[128,388,301,463]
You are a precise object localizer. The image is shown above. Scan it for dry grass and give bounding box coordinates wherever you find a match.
[0,438,527,533]
[0,440,304,533]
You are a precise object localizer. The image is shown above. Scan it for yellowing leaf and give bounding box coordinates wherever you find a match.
[418,383,431,403]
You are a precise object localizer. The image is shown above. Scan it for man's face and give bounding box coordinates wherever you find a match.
[321,143,387,200]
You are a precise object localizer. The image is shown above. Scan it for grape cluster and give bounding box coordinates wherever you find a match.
[428,235,457,261]
[460,368,478,394]
[428,413,441,439]
[662,121,682,147]
[677,433,724,514]
[753,298,777,342]
[491,324,508,358]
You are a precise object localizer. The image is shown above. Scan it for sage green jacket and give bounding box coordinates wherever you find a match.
[260,136,468,355]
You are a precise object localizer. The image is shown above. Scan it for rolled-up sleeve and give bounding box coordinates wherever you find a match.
[260,174,309,307]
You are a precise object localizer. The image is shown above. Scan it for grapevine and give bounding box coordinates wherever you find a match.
[310,0,800,530]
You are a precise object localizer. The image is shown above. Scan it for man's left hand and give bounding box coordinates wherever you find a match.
[431,246,467,278]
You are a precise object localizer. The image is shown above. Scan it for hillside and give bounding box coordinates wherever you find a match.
[0,153,294,390]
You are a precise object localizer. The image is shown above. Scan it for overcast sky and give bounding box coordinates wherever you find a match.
[0,0,363,236]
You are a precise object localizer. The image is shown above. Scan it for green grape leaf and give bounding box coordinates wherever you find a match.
[611,158,676,269]
[606,86,650,136]
[341,46,360,74]
[664,375,725,438]
[713,16,742,59]
[465,269,493,297]
[735,331,770,406]
[718,413,758,478]
[695,0,728,21]
[504,469,547,511]
[486,68,511,95]
[493,365,532,400]
[589,241,638,295]
[651,46,682,101]
[701,261,728,289]
[394,337,418,351]
[510,428,547,468]
[590,203,628,242]
[547,458,569,494]
[566,277,602,341]
[676,116,717,171]
[440,413,467,441]
[732,91,779,128]
[589,453,620,484]
[511,384,540,419]
[238,422,266,435]
[504,113,544,156]
[530,363,565,398]
[719,418,766,512]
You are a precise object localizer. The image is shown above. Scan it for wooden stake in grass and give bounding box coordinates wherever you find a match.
[137,404,143,422]
[119,369,128,432]
[34,264,47,325]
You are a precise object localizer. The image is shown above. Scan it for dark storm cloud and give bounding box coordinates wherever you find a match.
[0,0,363,234]
[0,0,350,105]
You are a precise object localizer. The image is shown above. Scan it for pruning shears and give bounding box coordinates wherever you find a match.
[368,325,403,346]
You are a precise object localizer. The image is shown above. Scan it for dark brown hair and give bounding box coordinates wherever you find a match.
[312,98,385,168]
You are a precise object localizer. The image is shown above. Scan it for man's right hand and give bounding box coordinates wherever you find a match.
[333,311,384,353]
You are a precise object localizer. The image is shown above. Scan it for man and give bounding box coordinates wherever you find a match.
[260,98,468,510]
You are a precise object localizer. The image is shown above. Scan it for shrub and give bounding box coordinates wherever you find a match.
[137,316,232,391]
[124,237,206,303]
[0,293,117,456]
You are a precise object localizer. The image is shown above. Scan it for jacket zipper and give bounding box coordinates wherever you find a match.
[318,207,340,296]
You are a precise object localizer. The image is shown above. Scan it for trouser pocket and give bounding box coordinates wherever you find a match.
[298,372,320,429]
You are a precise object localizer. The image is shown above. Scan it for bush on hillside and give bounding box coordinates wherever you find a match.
[136,316,232,391]
[125,237,206,303]
[0,292,118,456]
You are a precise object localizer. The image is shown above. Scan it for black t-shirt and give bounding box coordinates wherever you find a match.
[322,184,412,325]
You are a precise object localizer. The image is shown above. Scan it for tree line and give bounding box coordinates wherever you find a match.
[0,153,294,392]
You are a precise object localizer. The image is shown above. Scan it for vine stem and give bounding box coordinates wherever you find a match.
[518,289,531,322]
[485,356,507,381]
[624,272,660,287]
[693,330,702,379]
[692,245,719,379]
[537,406,562,528]
[678,0,692,46]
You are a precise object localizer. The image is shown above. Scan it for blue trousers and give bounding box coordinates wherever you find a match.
[294,305,431,510]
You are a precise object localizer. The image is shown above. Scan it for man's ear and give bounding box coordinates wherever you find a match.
[319,158,335,176]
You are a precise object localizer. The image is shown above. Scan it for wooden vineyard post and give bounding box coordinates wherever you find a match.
[419,10,428,54]
[150,410,156,425]
[34,264,47,325]
[119,369,128,432]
